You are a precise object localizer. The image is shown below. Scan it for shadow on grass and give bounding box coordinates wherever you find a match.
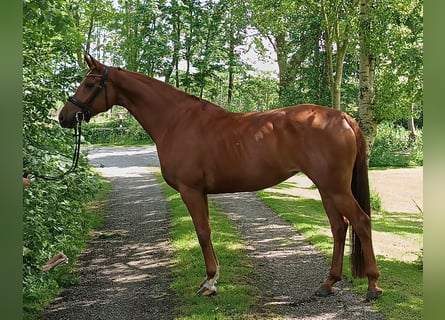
[359,257,423,320]
[257,191,330,230]
[372,211,423,235]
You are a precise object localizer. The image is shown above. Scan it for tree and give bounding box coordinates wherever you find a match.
[372,0,423,127]
[320,0,359,110]
[193,0,228,98]
[358,0,423,159]
[224,0,249,105]
[164,0,184,86]
[249,0,324,107]
[111,0,171,75]
[358,0,377,160]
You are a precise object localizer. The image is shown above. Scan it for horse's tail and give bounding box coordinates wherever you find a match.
[345,114,370,279]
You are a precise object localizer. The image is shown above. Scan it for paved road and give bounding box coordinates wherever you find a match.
[267,166,423,214]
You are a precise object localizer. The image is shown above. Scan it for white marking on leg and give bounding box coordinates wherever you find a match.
[197,265,220,294]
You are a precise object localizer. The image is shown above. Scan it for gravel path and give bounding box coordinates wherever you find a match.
[38,146,398,319]
[39,147,175,320]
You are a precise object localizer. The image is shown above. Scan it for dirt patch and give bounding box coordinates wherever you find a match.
[368,168,423,214]
[267,168,423,214]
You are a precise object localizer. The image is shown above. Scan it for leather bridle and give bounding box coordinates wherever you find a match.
[67,66,110,122]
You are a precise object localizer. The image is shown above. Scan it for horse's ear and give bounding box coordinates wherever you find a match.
[84,54,95,68]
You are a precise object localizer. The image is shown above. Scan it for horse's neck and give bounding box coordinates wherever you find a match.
[114,70,192,142]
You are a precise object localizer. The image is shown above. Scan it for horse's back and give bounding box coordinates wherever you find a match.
[158,103,358,193]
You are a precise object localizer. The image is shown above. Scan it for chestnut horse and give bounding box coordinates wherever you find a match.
[59,55,382,300]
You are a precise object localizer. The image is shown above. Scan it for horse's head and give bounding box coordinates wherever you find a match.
[59,54,115,128]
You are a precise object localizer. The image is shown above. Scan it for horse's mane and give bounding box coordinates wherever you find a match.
[117,67,223,110]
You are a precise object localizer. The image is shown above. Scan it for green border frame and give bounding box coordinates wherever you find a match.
[423,1,445,318]
[0,2,23,319]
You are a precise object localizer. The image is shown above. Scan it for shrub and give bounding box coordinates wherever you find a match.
[370,122,423,167]
[23,146,107,319]
[370,189,382,212]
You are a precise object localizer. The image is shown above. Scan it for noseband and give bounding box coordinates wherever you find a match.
[68,66,110,122]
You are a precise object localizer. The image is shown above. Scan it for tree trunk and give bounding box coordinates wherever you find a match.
[321,0,356,110]
[408,103,419,141]
[274,33,289,106]
[227,64,234,105]
[272,33,306,107]
[184,4,193,93]
[85,6,96,57]
[358,0,378,163]
[227,26,236,105]
[165,11,181,86]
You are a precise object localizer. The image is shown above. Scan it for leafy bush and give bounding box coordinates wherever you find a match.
[370,122,423,167]
[370,189,382,212]
[22,32,108,317]
[23,145,107,319]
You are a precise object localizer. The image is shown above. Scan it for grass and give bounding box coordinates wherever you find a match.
[156,172,258,319]
[256,190,423,320]
[371,210,423,235]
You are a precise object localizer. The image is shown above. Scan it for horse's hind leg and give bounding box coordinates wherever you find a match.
[179,187,219,296]
[326,190,382,299]
[316,191,348,296]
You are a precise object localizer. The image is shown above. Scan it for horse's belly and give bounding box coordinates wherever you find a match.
[205,166,298,194]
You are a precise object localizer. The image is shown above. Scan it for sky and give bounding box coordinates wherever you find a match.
[240,34,279,75]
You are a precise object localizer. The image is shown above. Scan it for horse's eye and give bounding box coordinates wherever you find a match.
[85,82,94,88]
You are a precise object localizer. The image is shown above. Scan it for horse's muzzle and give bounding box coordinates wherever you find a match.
[58,113,74,128]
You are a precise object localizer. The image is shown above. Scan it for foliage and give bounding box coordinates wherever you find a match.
[227,72,280,112]
[83,113,154,145]
[41,0,422,134]
[257,191,423,320]
[23,176,108,319]
[248,0,332,108]
[370,122,423,167]
[370,189,382,212]
[23,0,107,317]
[371,0,423,122]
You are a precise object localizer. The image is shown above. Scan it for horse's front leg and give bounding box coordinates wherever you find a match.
[179,187,219,296]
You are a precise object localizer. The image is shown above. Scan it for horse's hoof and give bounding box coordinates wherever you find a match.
[366,289,383,301]
[315,285,334,297]
[197,285,216,297]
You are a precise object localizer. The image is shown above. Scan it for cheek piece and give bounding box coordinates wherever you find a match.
[67,66,109,122]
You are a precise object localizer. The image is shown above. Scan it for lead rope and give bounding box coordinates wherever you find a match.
[25,113,83,181]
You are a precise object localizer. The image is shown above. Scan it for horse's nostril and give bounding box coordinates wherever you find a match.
[58,114,67,127]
